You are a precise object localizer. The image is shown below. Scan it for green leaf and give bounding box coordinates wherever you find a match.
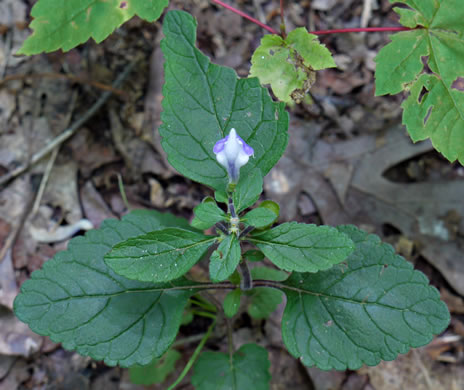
[374,30,429,96]
[375,0,464,164]
[246,267,288,319]
[242,206,278,228]
[223,289,242,318]
[281,225,450,371]
[259,200,280,218]
[19,0,169,54]
[216,169,264,213]
[192,344,271,390]
[13,210,195,367]
[248,222,355,273]
[160,10,289,192]
[192,200,227,230]
[209,235,241,282]
[250,27,335,103]
[243,249,265,262]
[105,228,216,283]
[250,267,288,282]
[129,349,181,385]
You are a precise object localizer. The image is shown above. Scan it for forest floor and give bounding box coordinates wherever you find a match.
[0,0,463,389]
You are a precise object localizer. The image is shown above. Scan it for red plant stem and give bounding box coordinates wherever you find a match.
[211,0,413,36]
[311,26,412,35]
[211,0,279,34]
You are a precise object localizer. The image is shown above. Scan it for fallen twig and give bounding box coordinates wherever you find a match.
[0,61,136,187]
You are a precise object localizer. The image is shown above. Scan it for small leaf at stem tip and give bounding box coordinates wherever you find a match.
[191,199,228,230]
[242,204,278,228]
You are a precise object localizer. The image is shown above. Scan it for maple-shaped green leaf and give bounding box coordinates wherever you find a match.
[375,0,464,164]
[105,228,216,283]
[250,27,336,103]
[14,210,196,367]
[160,10,289,192]
[281,225,450,370]
[247,222,355,272]
[209,235,241,282]
[19,0,169,55]
[192,344,271,390]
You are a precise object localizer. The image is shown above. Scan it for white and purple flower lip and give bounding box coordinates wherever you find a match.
[213,128,254,183]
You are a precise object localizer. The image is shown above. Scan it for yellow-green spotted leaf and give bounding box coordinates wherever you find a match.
[250,27,335,104]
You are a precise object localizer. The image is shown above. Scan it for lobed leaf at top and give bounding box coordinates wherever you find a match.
[19,0,169,55]
[159,10,289,192]
[375,0,464,164]
[250,27,336,104]
[281,225,450,371]
[13,210,196,367]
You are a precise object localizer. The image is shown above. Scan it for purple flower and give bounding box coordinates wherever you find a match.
[213,128,254,183]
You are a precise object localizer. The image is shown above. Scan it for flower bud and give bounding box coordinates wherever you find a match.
[213,128,254,183]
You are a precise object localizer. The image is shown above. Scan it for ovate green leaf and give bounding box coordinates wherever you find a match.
[281,225,450,370]
[160,11,289,191]
[209,235,241,282]
[19,0,169,54]
[375,0,464,164]
[14,210,195,367]
[192,344,271,390]
[242,206,278,228]
[105,228,216,283]
[129,349,181,385]
[250,27,335,103]
[248,222,355,272]
[191,199,227,230]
